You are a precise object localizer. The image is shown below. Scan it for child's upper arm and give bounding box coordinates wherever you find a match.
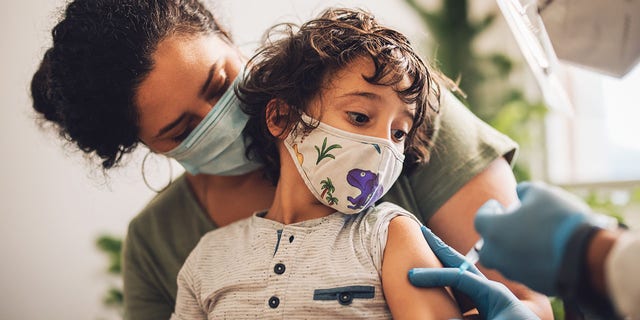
[381,215,462,320]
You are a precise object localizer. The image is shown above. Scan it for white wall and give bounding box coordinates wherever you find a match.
[0,0,446,319]
[1,3,161,319]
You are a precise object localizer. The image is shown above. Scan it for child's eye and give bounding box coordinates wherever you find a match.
[347,112,369,125]
[391,129,407,142]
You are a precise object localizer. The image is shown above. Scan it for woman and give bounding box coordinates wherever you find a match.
[31,0,551,319]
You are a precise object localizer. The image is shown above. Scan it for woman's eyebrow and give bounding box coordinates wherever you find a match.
[200,62,219,96]
[155,113,187,138]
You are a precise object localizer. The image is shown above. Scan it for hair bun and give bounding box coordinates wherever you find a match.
[31,0,229,170]
[31,48,62,124]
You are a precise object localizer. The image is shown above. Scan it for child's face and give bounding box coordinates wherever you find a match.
[307,57,416,149]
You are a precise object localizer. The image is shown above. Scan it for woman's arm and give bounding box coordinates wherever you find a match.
[428,158,553,319]
[382,216,462,320]
[123,222,175,320]
[123,176,215,319]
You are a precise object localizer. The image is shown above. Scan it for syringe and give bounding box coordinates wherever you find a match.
[458,238,483,273]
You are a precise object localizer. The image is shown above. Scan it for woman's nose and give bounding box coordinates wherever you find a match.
[194,102,214,124]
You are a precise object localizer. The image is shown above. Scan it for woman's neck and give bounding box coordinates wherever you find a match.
[186,169,276,227]
[197,170,260,188]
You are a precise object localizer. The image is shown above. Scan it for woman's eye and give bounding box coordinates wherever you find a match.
[391,129,407,142]
[172,128,193,142]
[347,112,369,125]
[207,75,230,105]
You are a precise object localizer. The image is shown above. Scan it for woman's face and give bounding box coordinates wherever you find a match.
[136,34,244,153]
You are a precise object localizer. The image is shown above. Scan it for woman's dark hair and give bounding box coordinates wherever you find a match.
[238,7,443,184]
[31,0,230,169]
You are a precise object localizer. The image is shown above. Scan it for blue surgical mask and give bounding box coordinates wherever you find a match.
[163,75,263,176]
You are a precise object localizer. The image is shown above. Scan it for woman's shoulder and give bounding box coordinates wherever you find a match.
[130,174,204,227]
[420,90,518,172]
[390,91,518,221]
[126,174,214,252]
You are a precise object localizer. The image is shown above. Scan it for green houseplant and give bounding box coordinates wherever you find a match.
[96,235,124,316]
[404,0,547,181]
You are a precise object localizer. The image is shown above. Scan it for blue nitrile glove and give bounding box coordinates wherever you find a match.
[409,226,539,320]
[474,181,591,295]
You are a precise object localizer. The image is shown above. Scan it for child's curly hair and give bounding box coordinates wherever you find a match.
[238,7,443,184]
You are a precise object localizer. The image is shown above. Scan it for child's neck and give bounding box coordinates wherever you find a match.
[264,147,336,224]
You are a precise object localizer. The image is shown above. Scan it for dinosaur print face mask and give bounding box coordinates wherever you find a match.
[283,114,405,215]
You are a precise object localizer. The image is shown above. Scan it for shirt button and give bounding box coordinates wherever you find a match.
[289,235,294,243]
[268,296,280,308]
[338,292,353,305]
[274,263,286,275]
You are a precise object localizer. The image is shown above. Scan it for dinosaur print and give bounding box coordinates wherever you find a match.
[346,168,382,210]
[292,144,304,165]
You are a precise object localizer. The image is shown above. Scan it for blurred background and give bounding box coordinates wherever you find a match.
[1,0,638,319]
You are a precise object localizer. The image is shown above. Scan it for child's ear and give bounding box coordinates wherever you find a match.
[265,98,292,138]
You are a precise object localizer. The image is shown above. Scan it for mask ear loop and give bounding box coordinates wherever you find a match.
[141,151,173,193]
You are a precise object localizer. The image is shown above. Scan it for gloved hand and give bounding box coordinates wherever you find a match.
[474,181,591,295]
[409,226,539,320]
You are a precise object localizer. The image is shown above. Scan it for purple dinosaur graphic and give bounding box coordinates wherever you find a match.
[346,168,383,210]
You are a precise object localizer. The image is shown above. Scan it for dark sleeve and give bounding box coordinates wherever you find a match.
[382,91,518,224]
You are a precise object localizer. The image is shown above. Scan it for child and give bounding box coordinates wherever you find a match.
[172,8,462,319]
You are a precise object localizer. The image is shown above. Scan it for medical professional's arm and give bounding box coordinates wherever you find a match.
[597,230,640,318]
[382,216,462,320]
[586,229,619,295]
[427,159,553,320]
[475,181,638,318]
